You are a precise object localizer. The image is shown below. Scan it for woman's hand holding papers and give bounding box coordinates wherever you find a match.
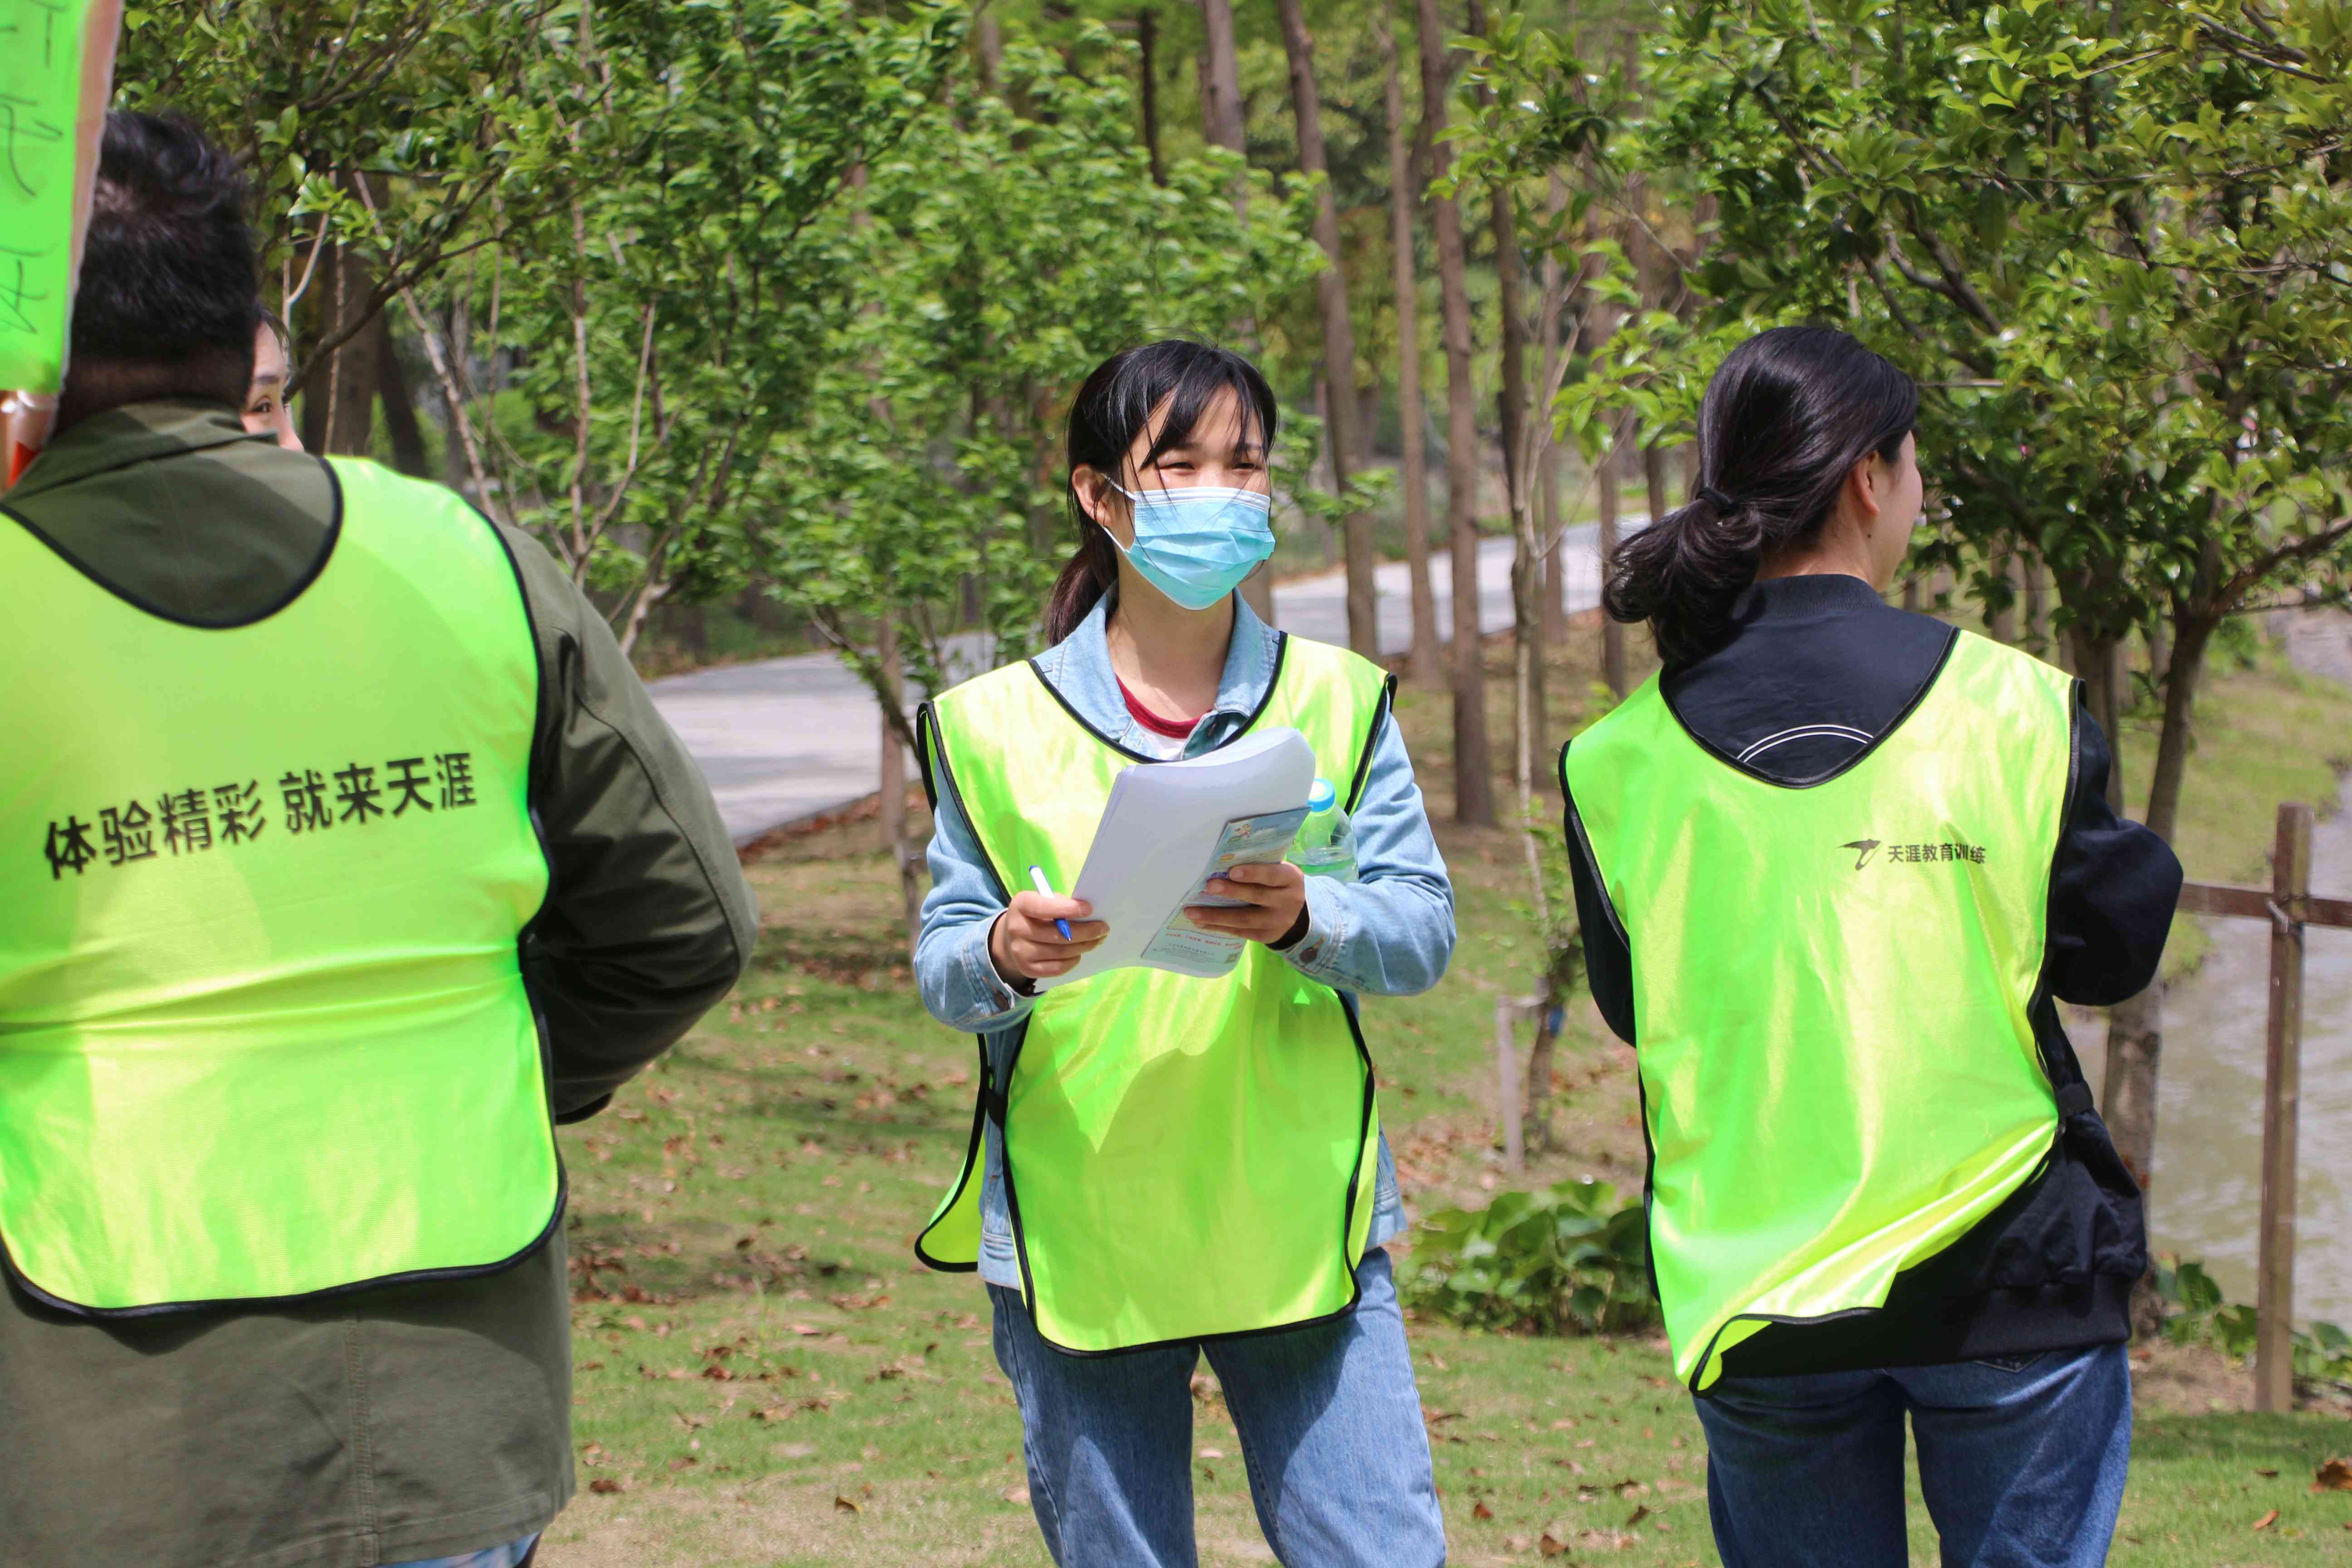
[1186,861,1310,948]
[990,893,1108,983]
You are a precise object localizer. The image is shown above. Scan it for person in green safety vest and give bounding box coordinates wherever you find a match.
[913,339,1455,1568]
[1562,326,2181,1568]
[0,113,756,1568]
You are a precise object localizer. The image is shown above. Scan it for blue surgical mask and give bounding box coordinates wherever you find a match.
[1105,480,1276,611]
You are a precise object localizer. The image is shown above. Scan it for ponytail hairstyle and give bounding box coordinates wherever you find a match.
[1047,338,1280,644]
[1603,325,1917,668]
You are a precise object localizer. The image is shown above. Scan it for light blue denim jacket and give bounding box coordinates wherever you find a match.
[914,594,1455,1289]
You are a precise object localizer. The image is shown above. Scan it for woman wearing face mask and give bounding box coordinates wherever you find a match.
[1561,327,2180,1567]
[911,339,1453,1568]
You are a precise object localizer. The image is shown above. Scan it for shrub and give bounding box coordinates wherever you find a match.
[2156,1255,2352,1388]
[1402,1179,1656,1335]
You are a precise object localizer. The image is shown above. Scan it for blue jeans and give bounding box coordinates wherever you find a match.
[389,1534,539,1568]
[1695,1344,2132,1568]
[989,1249,1446,1568]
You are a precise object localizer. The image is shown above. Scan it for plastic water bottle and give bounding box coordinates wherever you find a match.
[1287,777,1358,883]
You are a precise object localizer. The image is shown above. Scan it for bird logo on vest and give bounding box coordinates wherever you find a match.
[1840,838,1882,870]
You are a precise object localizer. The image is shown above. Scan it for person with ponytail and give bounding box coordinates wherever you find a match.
[1562,326,2180,1566]
[909,338,1452,1568]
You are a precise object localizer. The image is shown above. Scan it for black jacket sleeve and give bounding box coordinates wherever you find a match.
[1561,747,1637,1045]
[2045,702,2183,1005]
[504,527,759,1120]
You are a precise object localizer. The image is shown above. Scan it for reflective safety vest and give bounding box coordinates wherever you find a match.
[916,635,1392,1353]
[1563,631,2077,1392]
[0,457,560,1315]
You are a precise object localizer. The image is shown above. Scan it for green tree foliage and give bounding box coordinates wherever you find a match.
[1471,0,2352,1231]
[404,0,963,651]
[116,0,549,389]
[759,29,1326,730]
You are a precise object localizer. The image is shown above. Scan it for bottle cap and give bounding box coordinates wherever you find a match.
[1306,777,1337,814]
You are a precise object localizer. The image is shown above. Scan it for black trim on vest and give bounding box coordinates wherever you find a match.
[916,700,1012,904]
[2,487,570,1319]
[931,635,1387,1353]
[1023,631,1295,764]
[995,994,1379,1359]
[1658,625,1961,789]
[914,703,944,814]
[1694,671,2147,1391]
[911,1039,995,1274]
[0,453,345,630]
[475,499,571,1276]
[1343,675,1398,815]
[0,1171,572,1321]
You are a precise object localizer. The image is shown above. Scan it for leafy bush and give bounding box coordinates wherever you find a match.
[1402,1180,1656,1336]
[2156,1256,2352,1388]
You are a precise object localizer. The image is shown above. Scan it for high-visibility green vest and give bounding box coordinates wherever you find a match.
[916,635,1392,1352]
[1563,631,2076,1391]
[0,456,560,1315]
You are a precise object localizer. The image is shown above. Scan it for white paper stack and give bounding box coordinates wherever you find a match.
[1040,727,1318,988]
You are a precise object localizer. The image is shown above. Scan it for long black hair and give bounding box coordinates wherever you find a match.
[1047,338,1280,643]
[1603,325,1917,668]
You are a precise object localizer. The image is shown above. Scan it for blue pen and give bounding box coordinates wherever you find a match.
[1029,865,1073,940]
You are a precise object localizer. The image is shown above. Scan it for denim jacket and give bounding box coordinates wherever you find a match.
[913,595,1455,1289]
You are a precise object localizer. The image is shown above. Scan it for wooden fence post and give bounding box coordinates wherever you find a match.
[2255,802,2312,1413]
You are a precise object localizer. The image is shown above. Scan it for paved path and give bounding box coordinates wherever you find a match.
[652,521,1629,845]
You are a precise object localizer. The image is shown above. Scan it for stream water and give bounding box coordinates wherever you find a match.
[2078,612,2352,1324]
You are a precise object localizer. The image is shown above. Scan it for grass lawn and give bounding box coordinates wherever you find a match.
[538,620,2352,1568]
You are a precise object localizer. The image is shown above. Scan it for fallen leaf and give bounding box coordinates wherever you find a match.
[2314,1457,2352,1492]
[2253,1509,2280,1531]
[833,1494,861,1514]
[1472,1501,1494,1520]
[789,1323,823,1336]
[1626,1505,1651,1529]
[588,1478,623,1494]
[2255,1468,2279,1478]
[1199,1447,1226,1459]
[667,1455,697,1472]
[1003,1485,1031,1505]
[1539,1533,1568,1558]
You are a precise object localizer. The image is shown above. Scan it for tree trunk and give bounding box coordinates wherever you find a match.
[1137,9,1166,186]
[2101,606,2214,1333]
[1415,0,1494,826]
[975,11,1003,90]
[1382,9,1439,685]
[320,239,381,457]
[1200,0,1248,217]
[1585,284,1627,696]
[2065,623,2128,813]
[1483,97,1541,780]
[1596,443,1625,697]
[1277,0,1377,657]
[1522,976,1572,1156]
[1199,0,1264,479]
[1538,173,1568,652]
[375,315,430,478]
[878,603,921,955]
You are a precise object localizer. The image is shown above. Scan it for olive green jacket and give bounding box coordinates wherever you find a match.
[0,402,758,1567]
